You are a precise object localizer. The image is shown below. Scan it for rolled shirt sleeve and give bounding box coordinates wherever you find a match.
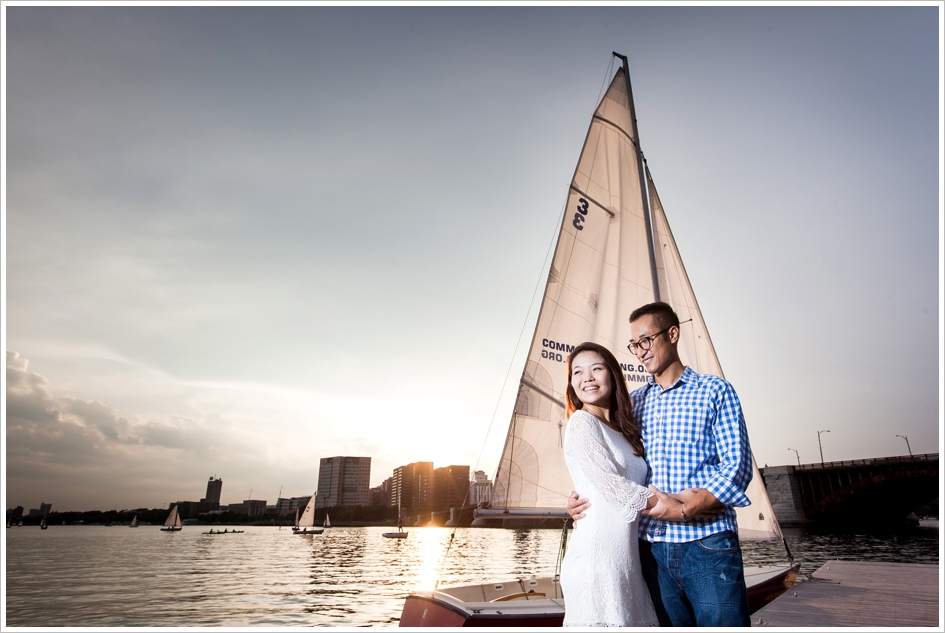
[700,381,753,507]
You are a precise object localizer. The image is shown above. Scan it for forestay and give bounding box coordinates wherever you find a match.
[489,66,779,540]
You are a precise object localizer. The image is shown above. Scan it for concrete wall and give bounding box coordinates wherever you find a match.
[760,465,808,527]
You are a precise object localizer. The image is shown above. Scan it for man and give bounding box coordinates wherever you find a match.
[566,301,754,626]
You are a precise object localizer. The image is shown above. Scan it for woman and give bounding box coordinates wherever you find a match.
[559,342,658,627]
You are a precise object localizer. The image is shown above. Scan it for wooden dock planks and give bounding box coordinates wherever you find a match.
[752,560,940,627]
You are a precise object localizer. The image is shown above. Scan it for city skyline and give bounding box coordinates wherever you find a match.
[4,5,941,511]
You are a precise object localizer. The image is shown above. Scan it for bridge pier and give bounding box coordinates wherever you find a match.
[760,465,809,527]
[760,454,938,529]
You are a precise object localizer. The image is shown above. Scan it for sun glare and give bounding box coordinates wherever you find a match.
[410,528,452,591]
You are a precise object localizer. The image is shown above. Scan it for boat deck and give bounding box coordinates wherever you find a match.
[751,560,940,627]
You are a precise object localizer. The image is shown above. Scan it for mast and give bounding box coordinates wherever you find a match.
[613,52,661,302]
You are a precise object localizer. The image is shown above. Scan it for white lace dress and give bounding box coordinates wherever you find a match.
[560,409,659,627]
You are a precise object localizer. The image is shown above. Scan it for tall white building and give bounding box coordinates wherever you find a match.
[468,470,493,507]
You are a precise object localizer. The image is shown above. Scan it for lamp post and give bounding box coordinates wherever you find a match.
[817,430,830,464]
[896,434,913,456]
[787,448,800,466]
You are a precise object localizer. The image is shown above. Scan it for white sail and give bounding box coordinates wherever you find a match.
[130,514,137,527]
[298,494,316,528]
[324,513,330,528]
[490,66,780,540]
[294,508,300,528]
[163,504,180,528]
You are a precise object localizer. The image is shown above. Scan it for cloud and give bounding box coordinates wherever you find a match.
[4,351,263,510]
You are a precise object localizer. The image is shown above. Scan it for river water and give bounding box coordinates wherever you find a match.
[4,522,939,627]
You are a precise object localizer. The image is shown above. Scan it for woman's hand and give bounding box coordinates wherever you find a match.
[641,485,684,520]
[567,491,591,523]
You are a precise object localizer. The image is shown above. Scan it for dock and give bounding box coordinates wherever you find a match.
[752,560,940,627]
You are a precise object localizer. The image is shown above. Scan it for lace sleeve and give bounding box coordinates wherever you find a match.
[565,411,653,524]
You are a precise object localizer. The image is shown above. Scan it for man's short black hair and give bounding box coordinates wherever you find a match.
[629,301,680,331]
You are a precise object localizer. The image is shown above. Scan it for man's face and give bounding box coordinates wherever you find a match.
[629,314,677,376]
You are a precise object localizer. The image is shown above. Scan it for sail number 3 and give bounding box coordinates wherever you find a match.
[572,198,589,230]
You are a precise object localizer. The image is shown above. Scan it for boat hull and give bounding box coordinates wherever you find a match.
[400,593,564,627]
[383,532,408,538]
[398,564,799,627]
[745,562,801,613]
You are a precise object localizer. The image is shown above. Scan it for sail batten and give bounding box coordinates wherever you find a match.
[487,63,782,541]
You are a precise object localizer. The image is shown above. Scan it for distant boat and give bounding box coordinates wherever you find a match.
[383,489,408,539]
[324,513,331,529]
[129,514,138,528]
[293,494,323,535]
[204,528,244,534]
[161,504,182,532]
[40,516,48,530]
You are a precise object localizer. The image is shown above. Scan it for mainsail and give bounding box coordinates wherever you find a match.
[298,493,316,528]
[488,62,779,540]
[163,504,181,528]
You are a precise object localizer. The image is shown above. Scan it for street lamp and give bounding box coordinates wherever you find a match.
[817,430,830,464]
[787,448,800,466]
[896,434,913,456]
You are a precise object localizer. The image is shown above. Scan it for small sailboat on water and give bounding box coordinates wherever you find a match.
[323,513,331,529]
[129,514,139,528]
[293,494,323,534]
[161,503,182,532]
[383,489,408,539]
[40,516,48,530]
[398,53,799,627]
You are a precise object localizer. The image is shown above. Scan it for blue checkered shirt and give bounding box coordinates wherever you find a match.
[633,366,753,543]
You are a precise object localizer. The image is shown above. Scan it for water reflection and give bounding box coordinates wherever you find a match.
[5,524,937,627]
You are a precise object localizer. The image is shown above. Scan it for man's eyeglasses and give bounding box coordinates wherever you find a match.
[627,328,671,354]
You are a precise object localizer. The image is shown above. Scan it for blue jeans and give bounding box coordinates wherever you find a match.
[640,531,751,627]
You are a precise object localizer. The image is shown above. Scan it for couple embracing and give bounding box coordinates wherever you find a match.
[559,302,753,627]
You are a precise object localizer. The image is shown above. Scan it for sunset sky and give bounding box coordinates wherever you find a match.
[4,4,941,512]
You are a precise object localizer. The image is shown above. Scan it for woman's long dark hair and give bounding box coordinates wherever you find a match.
[566,342,645,459]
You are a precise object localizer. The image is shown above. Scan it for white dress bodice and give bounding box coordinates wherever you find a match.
[559,409,658,627]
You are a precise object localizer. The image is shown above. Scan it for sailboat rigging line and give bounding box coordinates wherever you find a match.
[568,185,616,218]
[613,52,661,303]
[430,181,570,591]
[471,199,569,478]
[433,531,456,591]
[554,518,570,584]
[595,55,617,112]
[520,377,565,409]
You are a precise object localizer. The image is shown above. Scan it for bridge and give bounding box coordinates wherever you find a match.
[760,453,938,528]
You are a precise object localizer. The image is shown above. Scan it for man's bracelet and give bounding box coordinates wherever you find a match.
[679,504,689,522]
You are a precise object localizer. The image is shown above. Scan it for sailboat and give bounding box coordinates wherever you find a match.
[383,489,408,539]
[129,514,138,528]
[40,516,48,530]
[293,493,323,534]
[323,512,331,529]
[161,503,182,532]
[399,53,799,627]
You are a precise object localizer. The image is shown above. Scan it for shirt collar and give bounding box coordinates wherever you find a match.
[643,365,696,394]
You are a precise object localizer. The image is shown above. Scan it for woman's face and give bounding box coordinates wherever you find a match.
[570,350,612,409]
